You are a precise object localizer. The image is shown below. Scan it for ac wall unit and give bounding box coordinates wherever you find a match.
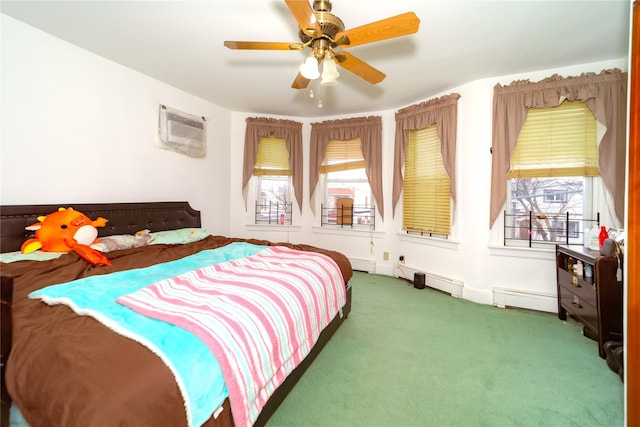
[158,105,206,158]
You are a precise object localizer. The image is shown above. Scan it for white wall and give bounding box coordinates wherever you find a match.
[2,14,628,312]
[0,15,231,233]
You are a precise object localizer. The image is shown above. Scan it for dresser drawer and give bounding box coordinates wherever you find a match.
[559,286,597,332]
[557,269,596,306]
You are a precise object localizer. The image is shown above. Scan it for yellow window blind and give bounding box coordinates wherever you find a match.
[508,100,599,178]
[254,135,291,176]
[320,138,365,174]
[403,125,451,234]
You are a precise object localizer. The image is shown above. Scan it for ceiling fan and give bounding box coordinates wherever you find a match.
[224,0,420,89]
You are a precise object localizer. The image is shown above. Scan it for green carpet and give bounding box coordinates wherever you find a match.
[266,272,624,427]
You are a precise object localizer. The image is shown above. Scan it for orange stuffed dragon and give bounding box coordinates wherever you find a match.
[21,207,111,266]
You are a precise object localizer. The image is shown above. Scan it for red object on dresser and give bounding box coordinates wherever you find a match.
[598,226,609,252]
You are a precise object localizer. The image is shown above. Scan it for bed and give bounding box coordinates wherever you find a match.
[0,201,353,427]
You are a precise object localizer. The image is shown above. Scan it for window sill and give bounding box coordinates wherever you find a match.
[312,225,384,238]
[245,224,301,232]
[396,232,460,250]
[488,244,556,260]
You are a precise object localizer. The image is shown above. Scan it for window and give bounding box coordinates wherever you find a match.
[320,138,374,228]
[543,189,569,203]
[504,100,599,246]
[403,125,450,236]
[253,135,292,225]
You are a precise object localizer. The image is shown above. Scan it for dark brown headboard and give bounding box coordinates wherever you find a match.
[0,201,201,253]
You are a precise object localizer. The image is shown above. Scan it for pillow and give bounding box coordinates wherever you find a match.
[0,251,64,263]
[149,228,211,245]
[91,229,154,253]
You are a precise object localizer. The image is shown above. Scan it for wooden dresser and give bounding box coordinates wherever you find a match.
[555,244,623,358]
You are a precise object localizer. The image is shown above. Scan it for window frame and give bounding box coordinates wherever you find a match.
[503,100,600,247]
[254,175,293,225]
[319,138,375,229]
[505,176,598,248]
[252,135,293,226]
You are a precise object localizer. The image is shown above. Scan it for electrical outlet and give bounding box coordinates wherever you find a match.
[399,255,405,263]
[383,252,389,261]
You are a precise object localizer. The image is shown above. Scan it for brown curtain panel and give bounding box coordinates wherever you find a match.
[392,93,460,218]
[242,117,303,212]
[489,68,628,228]
[309,116,384,219]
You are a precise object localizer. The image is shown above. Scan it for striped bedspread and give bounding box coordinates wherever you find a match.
[117,245,347,427]
[29,242,269,427]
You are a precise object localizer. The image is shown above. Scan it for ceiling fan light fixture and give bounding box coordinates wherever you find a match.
[320,55,339,86]
[300,56,320,80]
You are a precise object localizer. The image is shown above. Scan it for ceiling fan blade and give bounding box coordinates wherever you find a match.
[285,0,322,37]
[336,51,386,84]
[292,72,311,89]
[224,41,303,50]
[336,12,420,48]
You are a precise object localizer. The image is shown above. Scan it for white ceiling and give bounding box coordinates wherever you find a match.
[1,0,631,118]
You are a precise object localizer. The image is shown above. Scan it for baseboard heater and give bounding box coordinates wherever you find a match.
[396,264,463,298]
[349,257,376,274]
[492,287,556,311]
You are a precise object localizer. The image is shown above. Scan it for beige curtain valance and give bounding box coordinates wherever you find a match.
[242,117,303,211]
[489,68,628,227]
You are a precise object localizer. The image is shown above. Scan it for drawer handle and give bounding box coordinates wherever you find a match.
[571,301,583,309]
